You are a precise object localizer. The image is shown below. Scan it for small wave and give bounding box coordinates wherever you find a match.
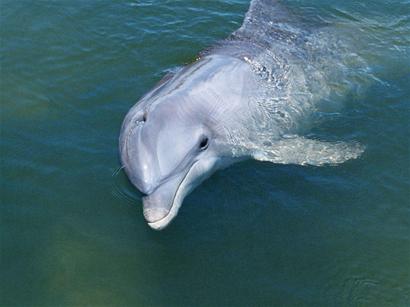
[111,165,140,206]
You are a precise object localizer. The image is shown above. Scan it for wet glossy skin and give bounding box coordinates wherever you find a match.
[119,0,368,230]
[120,54,256,229]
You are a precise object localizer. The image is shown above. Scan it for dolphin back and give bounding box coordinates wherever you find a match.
[233,0,305,48]
[216,0,368,165]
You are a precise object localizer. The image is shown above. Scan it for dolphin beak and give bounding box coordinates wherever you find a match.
[141,170,188,230]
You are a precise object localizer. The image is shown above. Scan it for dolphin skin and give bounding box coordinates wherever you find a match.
[119,0,364,230]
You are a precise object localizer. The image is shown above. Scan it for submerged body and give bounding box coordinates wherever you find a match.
[119,0,364,229]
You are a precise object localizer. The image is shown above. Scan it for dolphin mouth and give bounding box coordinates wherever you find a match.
[142,162,196,230]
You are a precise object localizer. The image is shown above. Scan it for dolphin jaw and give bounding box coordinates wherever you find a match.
[142,161,198,230]
[145,198,183,230]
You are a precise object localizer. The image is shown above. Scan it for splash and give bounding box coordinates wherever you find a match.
[225,17,374,166]
[253,136,365,166]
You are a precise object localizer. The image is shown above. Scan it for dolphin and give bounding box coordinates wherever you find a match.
[119,0,365,230]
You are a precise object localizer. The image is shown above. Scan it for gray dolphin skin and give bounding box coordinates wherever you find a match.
[119,0,365,230]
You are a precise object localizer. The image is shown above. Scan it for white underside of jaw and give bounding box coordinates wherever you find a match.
[147,198,181,230]
[146,162,198,230]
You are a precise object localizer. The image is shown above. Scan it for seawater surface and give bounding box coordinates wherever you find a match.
[1,0,409,306]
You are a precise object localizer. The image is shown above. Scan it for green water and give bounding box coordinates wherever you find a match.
[1,1,409,306]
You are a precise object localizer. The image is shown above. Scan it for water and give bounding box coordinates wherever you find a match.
[1,0,409,305]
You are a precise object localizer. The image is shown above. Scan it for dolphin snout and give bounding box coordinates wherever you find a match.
[135,181,155,196]
[141,174,183,229]
[142,201,169,223]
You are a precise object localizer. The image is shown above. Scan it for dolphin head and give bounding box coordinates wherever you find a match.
[119,55,253,229]
[120,93,228,230]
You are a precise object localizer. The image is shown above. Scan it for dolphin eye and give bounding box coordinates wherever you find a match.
[142,112,147,122]
[199,136,209,150]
